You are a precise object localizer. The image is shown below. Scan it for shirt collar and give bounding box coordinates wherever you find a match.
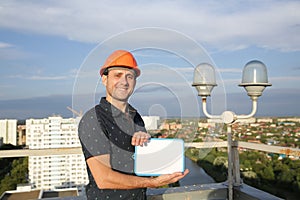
[100,97,136,118]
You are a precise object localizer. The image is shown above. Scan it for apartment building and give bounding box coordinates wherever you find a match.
[17,124,26,146]
[0,119,17,146]
[142,116,160,130]
[26,116,88,190]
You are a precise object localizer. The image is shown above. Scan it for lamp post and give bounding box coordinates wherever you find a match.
[192,60,271,200]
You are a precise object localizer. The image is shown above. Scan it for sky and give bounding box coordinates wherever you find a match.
[0,0,300,119]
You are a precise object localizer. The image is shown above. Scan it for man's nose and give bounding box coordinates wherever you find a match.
[119,75,129,85]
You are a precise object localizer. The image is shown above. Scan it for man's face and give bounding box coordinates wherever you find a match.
[102,68,136,103]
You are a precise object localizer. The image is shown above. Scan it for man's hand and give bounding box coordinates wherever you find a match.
[131,131,151,146]
[149,169,189,188]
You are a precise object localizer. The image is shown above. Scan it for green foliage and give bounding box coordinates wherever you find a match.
[213,156,228,168]
[186,147,300,199]
[202,154,215,163]
[242,171,257,179]
[0,145,28,196]
[262,166,275,181]
[277,164,294,184]
[0,145,23,181]
[0,144,24,150]
[193,138,203,142]
[185,148,228,182]
[0,157,28,195]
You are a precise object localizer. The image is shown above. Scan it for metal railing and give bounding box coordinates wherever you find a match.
[1,142,295,199]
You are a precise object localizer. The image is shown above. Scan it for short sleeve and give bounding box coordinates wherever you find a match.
[78,107,111,160]
[134,112,147,133]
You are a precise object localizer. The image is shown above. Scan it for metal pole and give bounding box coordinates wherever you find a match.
[232,140,241,187]
[227,125,233,200]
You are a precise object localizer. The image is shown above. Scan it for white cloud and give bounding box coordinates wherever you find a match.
[0,42,13,48]
[0,0,299,52]
[28,75,68,80]
[10,74,68,80]
[0,48,31,60]
[7,67,80,81]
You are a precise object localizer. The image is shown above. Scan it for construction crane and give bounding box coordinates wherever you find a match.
[67,106,83,117]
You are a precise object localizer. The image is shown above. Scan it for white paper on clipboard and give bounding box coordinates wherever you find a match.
[134,138,185,176]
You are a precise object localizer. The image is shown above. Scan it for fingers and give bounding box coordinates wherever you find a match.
[168,169,190,182]
[131,131,151,146]
[151,169,189,187]
[184,169,190,175]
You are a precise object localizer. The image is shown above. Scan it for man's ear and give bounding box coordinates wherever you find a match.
[102,75,107,86]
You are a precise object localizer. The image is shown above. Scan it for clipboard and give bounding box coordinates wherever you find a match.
[134,138,185,176]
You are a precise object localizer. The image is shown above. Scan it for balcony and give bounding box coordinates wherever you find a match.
[1,141,297,200]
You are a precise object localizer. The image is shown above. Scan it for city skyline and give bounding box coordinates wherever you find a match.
[0,0,300,119]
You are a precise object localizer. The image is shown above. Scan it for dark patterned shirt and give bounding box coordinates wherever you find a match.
[78,97,147,200]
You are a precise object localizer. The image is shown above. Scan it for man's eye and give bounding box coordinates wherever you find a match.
[114,74,122,78]
[127,75,134,80]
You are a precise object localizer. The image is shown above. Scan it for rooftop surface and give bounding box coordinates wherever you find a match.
[0,183,283,200]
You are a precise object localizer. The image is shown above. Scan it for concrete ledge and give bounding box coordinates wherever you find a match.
[147,183,283,200]
[1,183,283,200]
[234,184,284,200]
[147,183,227,200]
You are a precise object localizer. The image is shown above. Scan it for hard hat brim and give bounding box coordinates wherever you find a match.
[100,65,140,77]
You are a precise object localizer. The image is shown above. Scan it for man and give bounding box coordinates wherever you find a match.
[78,50,189,199]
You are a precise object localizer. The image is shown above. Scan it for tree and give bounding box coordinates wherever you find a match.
[277,164,295,186]
[213,156,228,169]
[242,171,257,179]
[262,166,275,182]
[0,158,28,196]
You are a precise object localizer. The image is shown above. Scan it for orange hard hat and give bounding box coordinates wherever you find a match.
[100,50,140,77]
